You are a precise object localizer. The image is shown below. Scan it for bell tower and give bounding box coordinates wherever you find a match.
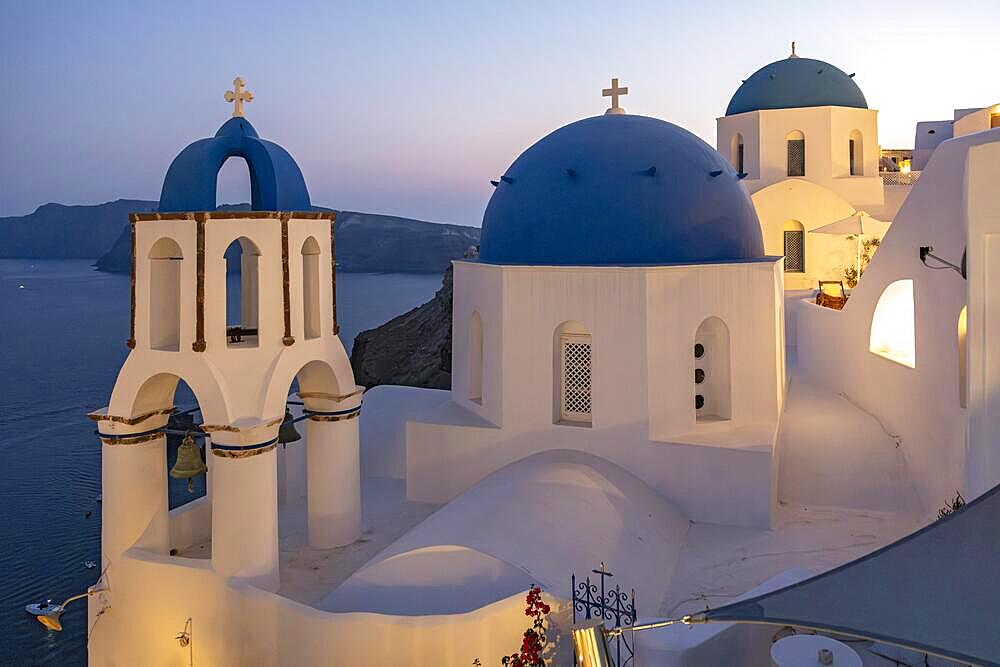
[90,81,362,594]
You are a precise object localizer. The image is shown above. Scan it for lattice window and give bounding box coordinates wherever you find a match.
[560,335,592,422]
[784,231,805,272]
[787,139,805,177]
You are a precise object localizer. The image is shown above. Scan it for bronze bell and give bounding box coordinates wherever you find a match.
[278,409,302,446]
[170,432,207,493]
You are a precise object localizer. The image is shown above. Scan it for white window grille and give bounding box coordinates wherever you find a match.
[560,334,592,423]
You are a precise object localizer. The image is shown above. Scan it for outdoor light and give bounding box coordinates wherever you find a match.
[176,617,193,667]
[919,245,966,279]
[571,619,612,667]
[25,587,107,631]
[572,615,693,666]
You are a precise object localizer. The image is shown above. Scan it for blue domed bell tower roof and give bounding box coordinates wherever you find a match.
[158,115,311,212]
[478,114,764,266]
[726,51,867,116]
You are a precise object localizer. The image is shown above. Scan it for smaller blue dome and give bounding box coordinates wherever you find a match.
[158,117,311,212]
[479,114,763,266]
[727,57,867,116]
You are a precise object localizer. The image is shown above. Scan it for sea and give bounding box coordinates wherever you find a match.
[0,259,441,665]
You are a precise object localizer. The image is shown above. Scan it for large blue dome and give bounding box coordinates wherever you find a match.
[726,56,867,116]
[478,114,764,266]
[158,117,311,212]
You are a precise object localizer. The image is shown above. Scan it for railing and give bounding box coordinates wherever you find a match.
[572,565,637,667]
[881,171,922,186]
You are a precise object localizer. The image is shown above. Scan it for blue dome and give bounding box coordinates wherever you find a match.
[726,56,867,116]
[158,117,311,212]
[478,115,764,266]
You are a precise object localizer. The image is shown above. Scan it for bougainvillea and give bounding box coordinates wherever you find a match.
[500,586,551,667]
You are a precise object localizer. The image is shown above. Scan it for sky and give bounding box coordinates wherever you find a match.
[0,0,997,224]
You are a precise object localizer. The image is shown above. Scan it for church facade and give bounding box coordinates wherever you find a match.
[717,46,893,289]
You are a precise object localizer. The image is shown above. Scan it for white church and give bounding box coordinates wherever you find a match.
[67,51,1000,664]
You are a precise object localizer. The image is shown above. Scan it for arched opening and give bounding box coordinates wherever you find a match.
[126,373,212,559]
[786,130,805,177]
[148,237,183,351]
[958,306,968,408]
[695,317,732,422]
[468,311,483,403]
[730,132,745,173]
[216,156,253,210]
[224,237,261,347]
[870,279,915,368]
[783,220,805,273]
[849,129,864,176]
[554,320,592,426]
[301,236,321,340]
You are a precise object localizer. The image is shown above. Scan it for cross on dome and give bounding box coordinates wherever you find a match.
[789,41,799,59]
[602,78,628,115]
[224,76,254,117]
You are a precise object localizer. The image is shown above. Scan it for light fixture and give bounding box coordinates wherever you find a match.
[919,245,966,279]
[176,617,193,666]
[571,616,692,666]
[25,586,108,631]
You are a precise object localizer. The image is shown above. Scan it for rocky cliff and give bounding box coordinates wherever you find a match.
[350,266,454,390]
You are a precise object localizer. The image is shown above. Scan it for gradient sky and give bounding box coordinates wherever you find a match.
[1,0,996,224]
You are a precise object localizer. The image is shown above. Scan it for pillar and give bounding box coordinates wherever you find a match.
[209,426,280,591]
[93,412,171,565]
[305,395,362,548]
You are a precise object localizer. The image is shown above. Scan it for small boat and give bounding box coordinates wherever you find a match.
[83,561,97,569]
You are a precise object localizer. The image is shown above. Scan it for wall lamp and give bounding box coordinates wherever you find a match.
[25,586,108,631]
[919,245,966,279]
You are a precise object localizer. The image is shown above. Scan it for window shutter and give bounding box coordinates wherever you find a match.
[784,231,805,272]
[787,139,805,177]
[560,334,592,422]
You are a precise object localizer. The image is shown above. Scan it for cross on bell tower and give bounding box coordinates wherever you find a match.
[224,76,254,117]
[602,78,628,115]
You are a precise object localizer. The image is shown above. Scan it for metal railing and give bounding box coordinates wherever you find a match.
[880,171,922,186]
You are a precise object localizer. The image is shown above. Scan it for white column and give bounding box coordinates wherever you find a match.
[209,430,279,591]
[98,421,170,565]
[306,407,361,548]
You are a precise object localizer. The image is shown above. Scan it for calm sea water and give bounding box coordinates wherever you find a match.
[0,260,441,665]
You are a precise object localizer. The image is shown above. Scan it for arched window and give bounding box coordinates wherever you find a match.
[783,220,805,273]
[554,320,592,425]
[869,280,915,368]
[730,132,745,173]
[149,237,183,351]
[958,306,968,408]
[224,237,261,347]
[786,130,805,177]
[468,311,483,403]
[301,236,321,340]
[849,129,864,176]
[695,317,731,422]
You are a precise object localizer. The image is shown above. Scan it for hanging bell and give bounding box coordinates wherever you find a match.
[278,409,302,446]
[170,432,207,493]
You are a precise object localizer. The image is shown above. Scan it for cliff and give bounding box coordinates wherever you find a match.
[350,266,454,390]
[0,199,158,258]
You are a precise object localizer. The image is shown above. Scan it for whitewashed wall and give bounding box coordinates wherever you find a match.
[796,130,1000,512]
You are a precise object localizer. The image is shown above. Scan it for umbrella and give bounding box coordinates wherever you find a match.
[809,211,888,278]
